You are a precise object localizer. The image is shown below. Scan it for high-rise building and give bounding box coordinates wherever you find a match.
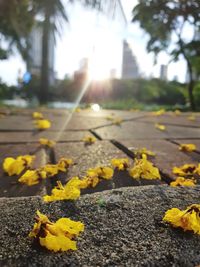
[122,40,139,79]
[160,64,168,81]
[27,24,55,85]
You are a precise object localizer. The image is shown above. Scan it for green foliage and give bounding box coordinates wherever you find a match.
[0,80,18,99]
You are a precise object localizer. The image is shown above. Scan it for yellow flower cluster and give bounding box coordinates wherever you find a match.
[170,177,196,187]
[179,143,196,152]
[29,210,84,252]
[3,155,35,176]
[163,204,200,234]
[134,147,155,157]
[43,166,114,202]
[18,158,73,186]
[39,138,56,147]
[129,154,160,180]
[111,158,129,170]
[82,135,96,145]
[32,111,51,130]
[173,164,196,177]
[155,123,166,131]
[152,109,165,116]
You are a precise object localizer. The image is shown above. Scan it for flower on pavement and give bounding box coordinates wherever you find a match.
[111,158,130,170]
[170,177,196,187]
[32,112,44,119]
[3,155,35,176]
[43,178,87,202]
[188,114,196,121]
[152,109,165,116]
[86,166,114,180]
[135,147,156,157]
[82,135,96,145]
[179,143,196,152]
[163,204,200,235]
[172,164,196,177]
[155,123,166,131]
[129,154,160,180]
[34,119,51,130]
[29,210,84,252]
[39,138,56,147]
[18,170,43,186]
[174,110,181,115]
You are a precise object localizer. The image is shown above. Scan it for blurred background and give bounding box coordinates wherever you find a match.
[0,0,200,110]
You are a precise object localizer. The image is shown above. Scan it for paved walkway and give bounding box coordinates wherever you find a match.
[0,108,200,266]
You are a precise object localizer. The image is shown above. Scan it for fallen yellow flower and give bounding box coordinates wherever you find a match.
[3,155,35,176]
[174,109,181,115]
[173,164,196,177]
[163,204,200,234]
[87,166,114,180]
[155,123,166,131]
[170,177,196,187]
[135,147,156,157]
[43,177,86,202]
[34,119,51,130]
[152,109,165,116]
[129,154,160,180]
[18,170,40,186]
[29,210,84,252]
[39,138,56,147]
[32,112,43,119]
[179,143,196,152]
[113,118,122,125]
[188,114,196,121]
[111,158,129,170]
[82,135,96,145]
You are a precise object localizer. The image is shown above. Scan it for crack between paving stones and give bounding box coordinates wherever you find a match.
[110,140,172,185]
[89,130,102,140]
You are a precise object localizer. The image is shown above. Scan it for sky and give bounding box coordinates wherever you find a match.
[0,0,187,85]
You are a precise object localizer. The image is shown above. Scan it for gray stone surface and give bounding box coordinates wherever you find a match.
[1,185,200,266]
[94,121,200,140]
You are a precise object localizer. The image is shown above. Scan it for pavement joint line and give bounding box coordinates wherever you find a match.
[89,129,102,140]
[111,139,172,185]
[134,119,200,129]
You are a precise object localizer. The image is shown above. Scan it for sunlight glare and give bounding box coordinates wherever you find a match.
[91,103,101,112]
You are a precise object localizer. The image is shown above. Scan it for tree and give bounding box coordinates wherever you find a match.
[0,0,34,60]
[132,0,200,110]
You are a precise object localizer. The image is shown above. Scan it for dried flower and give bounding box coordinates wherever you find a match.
[170,177,196,187]
[111,158,129,170]
[129,154,160,180]
[34,119,51,130]
[3,155,35,176]
[155,123,166,131]
[163,204,200,234]
[39,138,55,147]
[173,164,196,177]
[179,144,196,152]
[29,210,84,252]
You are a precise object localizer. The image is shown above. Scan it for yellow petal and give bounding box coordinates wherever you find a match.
[170,177,196,187]
[34,119,51,129]
[39,138,55,147]
[32,112,43,119]
[155,123,166,131]
[179,144,196,152]
[18,170,40,186]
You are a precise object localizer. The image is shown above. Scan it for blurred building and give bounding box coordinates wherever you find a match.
[160,64,168,81]
[27,24,55,85]
[110,68,117,79]
[122,40,139,79]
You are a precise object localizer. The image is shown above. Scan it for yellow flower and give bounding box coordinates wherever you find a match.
[163,204,200,234]
[152,109,165,116]
[75,107,81,112]
[170,177,196,187]
[105,115,114,121]
[43,178,85,202]
[188,114,196,121]
[113,118,122,125]
[81,176,100,188]
[155,123,166,131]
[179,143,196,152]
[32,112,43,119]
[57,158,73,172]
[87,166,113,180]
[111,158,129,170]
[3,155,35,176]
[172,164,196,176]
[82,135,96,145]
[34,119,51,130]
[135,147,156,157]
[174,109,181,115]
[129,154,160,180]
[29,210,84,252]
[18,170,40,186]
[39,138,55,147]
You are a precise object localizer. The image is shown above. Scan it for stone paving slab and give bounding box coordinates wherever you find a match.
[136,113,200,127]
[0,144,47,197]
[0,131,91,143]
[1,185,200,266]
[94,121,200,140]
[54,141,164,192]
[119,139,200,180]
